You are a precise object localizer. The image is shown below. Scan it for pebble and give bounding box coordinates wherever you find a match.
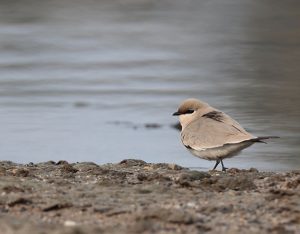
[64,220,77,227]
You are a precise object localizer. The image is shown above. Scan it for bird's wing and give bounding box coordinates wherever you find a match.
[181,111,255,150]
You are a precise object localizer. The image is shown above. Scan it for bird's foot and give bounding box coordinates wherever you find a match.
[222,167,228,172]
[220,159,228,172]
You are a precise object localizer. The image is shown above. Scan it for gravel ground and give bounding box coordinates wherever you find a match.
[0,159,299,234]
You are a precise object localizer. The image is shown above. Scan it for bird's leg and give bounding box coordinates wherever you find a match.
[212,159,220,170]
[220,159,228,172]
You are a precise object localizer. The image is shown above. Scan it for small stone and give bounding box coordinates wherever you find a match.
[106,208,130,216]
[56,160,69,165]
[167,211,194,224]
[283,178,300,189]
[7,197,32,207]
[136,187,152,194]
[61,164,78,173]
[2,185,25,193]
[137,173,148,181]
[64,220,77,227]
[93,207,112,213]
[26,162,35,167]
[178,171,210,185]
[45,161,56,165]
[249,168,259,173]
[227,168,241,173]
[187,170,211,180]
[119,159,147,167]
[167,164,184,170]
[268,189,295,196]
[11,168,29,177]
[138,208,195,224]
[42,202,73,212]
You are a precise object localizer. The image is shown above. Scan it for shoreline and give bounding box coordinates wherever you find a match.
[0,159,299,233]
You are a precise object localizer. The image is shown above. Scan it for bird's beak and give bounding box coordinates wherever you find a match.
[172,111,181,116]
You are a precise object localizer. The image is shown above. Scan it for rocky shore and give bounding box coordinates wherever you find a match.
[0,159,299,233]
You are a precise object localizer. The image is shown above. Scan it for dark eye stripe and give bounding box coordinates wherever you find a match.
[185,109,194,114]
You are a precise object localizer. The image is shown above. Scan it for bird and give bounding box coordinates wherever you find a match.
[172,98,278,171]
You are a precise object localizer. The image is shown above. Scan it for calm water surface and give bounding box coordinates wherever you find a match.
[0,0,300,171]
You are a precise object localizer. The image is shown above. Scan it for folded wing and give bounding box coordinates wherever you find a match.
[181,111,255,150]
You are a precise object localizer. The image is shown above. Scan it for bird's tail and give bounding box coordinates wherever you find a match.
[251,136,280,144]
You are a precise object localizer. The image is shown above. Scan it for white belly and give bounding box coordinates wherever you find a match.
[187,141,254,161]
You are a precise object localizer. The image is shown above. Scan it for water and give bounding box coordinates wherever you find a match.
[0,0,300,171]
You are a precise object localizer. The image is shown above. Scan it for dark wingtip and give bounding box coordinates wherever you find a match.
[258,136,280,139]
[258,140,267,144]
[251,136,280,144]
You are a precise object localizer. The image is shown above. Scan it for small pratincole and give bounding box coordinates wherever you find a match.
[173,98,279,171]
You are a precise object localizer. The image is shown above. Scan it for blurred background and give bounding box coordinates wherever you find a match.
[0,0,299,171]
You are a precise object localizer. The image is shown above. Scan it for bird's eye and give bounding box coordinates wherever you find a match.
[185,109,194,114]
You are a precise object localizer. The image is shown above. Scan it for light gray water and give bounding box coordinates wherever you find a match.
[0,0,300,171]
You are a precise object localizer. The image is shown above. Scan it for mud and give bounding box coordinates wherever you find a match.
[0,159,299,233]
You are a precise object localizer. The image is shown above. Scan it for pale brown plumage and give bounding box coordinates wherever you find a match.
[173,98,278,171]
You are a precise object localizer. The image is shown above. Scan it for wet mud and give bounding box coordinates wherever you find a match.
[0,159,299,233]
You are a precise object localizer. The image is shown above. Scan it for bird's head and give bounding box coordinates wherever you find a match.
[173,98,208,129]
